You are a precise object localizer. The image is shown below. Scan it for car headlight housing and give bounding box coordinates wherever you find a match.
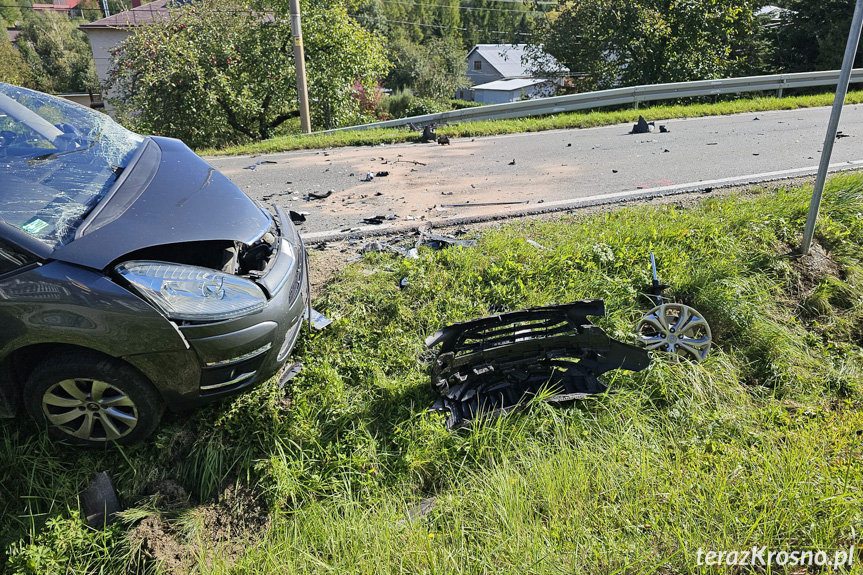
[116,260,266,321]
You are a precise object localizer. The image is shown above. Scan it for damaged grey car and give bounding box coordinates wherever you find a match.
[0,83,308,446]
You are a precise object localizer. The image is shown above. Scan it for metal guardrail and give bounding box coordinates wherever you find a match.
[322,69,863,133]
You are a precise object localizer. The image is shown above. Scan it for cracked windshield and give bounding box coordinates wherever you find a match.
[0,83,143,249]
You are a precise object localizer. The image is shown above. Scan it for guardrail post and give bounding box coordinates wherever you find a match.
[777,79,786,98]
[801,0,863,255]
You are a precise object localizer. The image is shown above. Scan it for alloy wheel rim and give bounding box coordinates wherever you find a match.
[41,379,138,441]
[636,303,712,362]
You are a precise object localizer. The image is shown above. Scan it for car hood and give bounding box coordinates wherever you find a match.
[51,137,271,270]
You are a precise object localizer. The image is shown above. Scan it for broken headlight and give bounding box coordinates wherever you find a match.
[116,260,266,321]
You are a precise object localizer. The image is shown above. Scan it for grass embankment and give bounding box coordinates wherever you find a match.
[3,175,863,574]
[203,90,863,157]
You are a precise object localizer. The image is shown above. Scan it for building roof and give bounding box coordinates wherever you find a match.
[32,0,81,11]
[6,28,21,43]
[472,78,549,92]
[466,44,568,79]
[79,0,169,30]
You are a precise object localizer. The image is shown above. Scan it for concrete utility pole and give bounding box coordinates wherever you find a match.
[801,0,863,255]
[288,0,312,134]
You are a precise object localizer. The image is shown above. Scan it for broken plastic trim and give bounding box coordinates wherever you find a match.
[426,300,650,429]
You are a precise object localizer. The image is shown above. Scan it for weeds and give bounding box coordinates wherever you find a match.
[2,175,863,574]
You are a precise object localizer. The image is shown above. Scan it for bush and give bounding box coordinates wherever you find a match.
[379,87,415,119]
[380,88,450,119]
[448,98,483,109]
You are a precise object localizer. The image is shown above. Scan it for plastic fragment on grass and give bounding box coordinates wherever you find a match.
[309,308,333,330]
[422,232,476,249]
[425,300,651,430]
[277,362,303,389]
[80,471,121,528]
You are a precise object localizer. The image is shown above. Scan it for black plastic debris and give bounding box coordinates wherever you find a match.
[426,301,651,429]
[362,215,397,225]
[837,131,851,139]
[659,125,670,133]
[80,471,121,528]
[508,159,516,165]
[421,125,436,143]
[307,190,333,200]
[375,171,390,177]
[361,172,374,182]
[441,200,528,208]
[437,136,450,145]
[289,210,307,223]
[631,115,655,134]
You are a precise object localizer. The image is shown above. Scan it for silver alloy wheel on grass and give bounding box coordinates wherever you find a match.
[636,303,712,362]
[41,378,139,442]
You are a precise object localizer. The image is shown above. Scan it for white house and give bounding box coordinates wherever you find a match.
[471,78,555,105]
[79,0,169,111]
[459,43,568,103]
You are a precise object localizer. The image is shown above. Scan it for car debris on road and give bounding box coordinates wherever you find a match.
[441,200,530,208]
[244,160,277,170]
[306,190,333,200]
[631,115,655,134]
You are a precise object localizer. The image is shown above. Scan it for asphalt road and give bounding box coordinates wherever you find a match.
[205,105,863,240]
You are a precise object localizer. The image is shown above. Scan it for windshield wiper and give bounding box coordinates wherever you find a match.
[26,132,102,166]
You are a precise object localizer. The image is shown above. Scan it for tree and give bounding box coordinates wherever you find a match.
[459,0,540,49]
[109,0,297,147]
[16,10,98,93]
[109,0,389,145]
[386,35,469,100]
[0,35,33,87]
[774,1,863,72]
[300,1,391,129]
[530,0,768,91]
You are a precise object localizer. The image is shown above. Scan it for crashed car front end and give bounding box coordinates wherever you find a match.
[138,206,310,405]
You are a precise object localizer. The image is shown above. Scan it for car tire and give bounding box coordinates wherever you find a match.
[23,351,164,446]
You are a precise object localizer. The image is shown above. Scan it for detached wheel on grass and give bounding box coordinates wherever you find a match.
[23,352,164,446]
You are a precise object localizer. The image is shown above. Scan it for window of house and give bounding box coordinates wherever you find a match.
[474,60,482,70]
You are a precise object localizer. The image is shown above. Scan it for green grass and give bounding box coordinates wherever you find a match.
[3,174,863,574]
[202,90,863,157]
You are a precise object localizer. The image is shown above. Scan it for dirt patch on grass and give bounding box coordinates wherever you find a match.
[792,241,840,293]
[129,515,190,573]
[144,479,190,510]
[128,481,270,573]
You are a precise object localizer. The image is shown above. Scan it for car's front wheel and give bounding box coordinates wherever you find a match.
[23,352,164,446]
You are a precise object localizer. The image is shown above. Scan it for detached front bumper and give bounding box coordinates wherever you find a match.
[137,208,309,409]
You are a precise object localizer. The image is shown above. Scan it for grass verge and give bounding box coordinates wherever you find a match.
[202,90,863,157]
[2,174,863,574]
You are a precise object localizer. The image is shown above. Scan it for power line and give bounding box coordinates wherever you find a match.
[0,0,552,14]
[373,0,546,15]
[1,1,541,37]
[350,13,536,35]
